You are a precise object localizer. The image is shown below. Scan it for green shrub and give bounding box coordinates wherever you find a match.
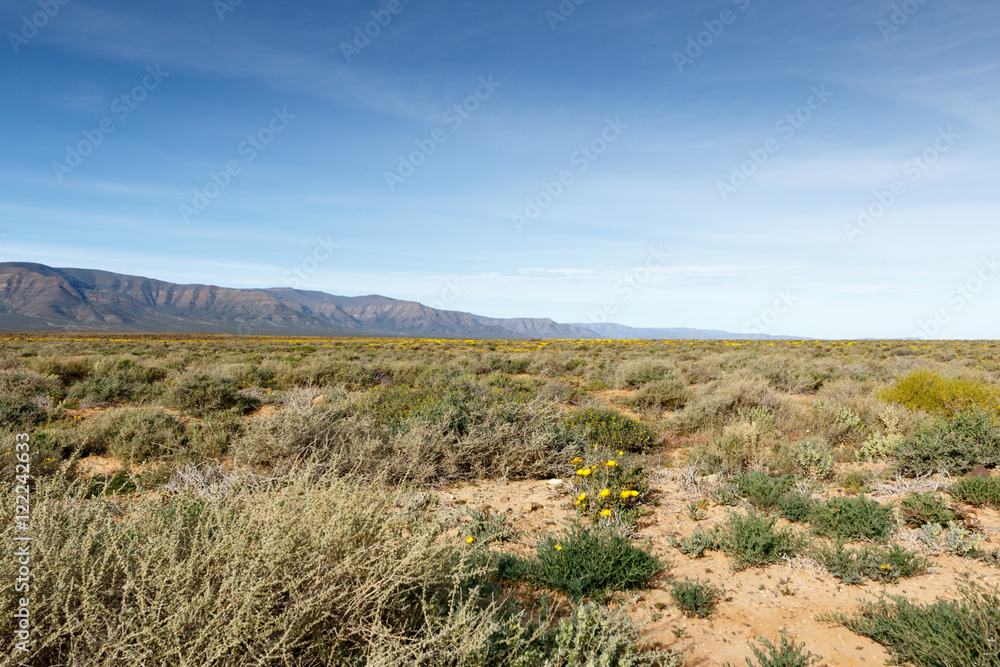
[67,376,136,404]
[690,419,769,475]
[893,409,1000,476]
[77,407,188,464]
[629,377,691,410]
[84,470,138,498]
[669,577,724,618]
[778,491,813,523]
[729,472,796,510]
[811,541,929,585]
[899,492,961,527]
[879,369,1000,417]
[719,510,808,571]
[0,394,47,428]
[828,582,1000,667]
[167,374,260,415]
[0,369,63,400]
[723,629,822,667]
[499,522,664,600]
[461,508,517,545]
[488,356,532,375]
[28,356,93,384]
[569,452,652,526]
[949,475,1000,509]
[837,468,873,494]
[615,360,674,389]
[671,525,722,558]
[808,495,895,541]
[565,407,656,453]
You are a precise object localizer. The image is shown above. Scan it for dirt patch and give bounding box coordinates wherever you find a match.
[438,472,1000,666]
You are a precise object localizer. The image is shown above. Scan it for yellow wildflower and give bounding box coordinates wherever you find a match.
[466,536,475,544]
[577,469,591,477]
[599,488,611,499]
[600,509,612,517]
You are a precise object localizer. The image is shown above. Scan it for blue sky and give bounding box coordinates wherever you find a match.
[1,0,998,338]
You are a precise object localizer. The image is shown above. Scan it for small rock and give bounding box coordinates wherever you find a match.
[546,478,563,487]
[477,504,494,514]
[970,466,992,478]
[522,502,543,512]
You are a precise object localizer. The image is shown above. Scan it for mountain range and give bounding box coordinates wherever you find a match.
[0,262,794,339]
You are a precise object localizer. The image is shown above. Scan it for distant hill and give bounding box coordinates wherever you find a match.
[0,263,796,339]
[570,322,799,340]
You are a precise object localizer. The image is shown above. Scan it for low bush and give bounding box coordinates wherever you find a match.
[899,492,962,527]
[778,491,814,523]
[729,472,796,510]
[167,374,260,415]
[671,525,722,559]
[837,468,873,494]
[949,475,1000,509]
[499,522,664,600]
[723,629,822,667]
[827,582,1000,667]
[0,394,48,428]
[671,376,787,434]
[570,452,652,525]
[879,369,1000,418]
[808,495,896,541]
[565,407,656,453]
[794,437,833,479]
[615,360,674,389]
[893,409,1000,476]
[669,577,724,618]
[719,510,809,571]
[75,407,188,464]
[628,377,690,410]
[811,541,929,585]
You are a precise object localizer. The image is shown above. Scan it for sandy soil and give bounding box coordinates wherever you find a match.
[440,473,1000,667]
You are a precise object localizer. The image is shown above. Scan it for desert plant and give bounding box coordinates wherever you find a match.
[837,468,874,494]
[729,472,797,510]
[949,474,1000,509]
[167,373,260,415]
[565,407,656,453]
[669,577,724,618]
[827,582,1000,667]
[719,510,809,571]
[723,629,822,667]
[893,409,1000,476]
[499,522,664,600]
[671,525,722,559]
[879,369,1000,418]
[75,407,187,464]
[778,491,813,523]
[629,377,691,410]
[794,437,833,479]
[808,495,896,541]
[899,492,961,527]
[462,508,517,545]
[811,541,929,585]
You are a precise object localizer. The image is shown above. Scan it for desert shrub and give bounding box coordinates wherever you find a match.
[629,377,690,410]
[689,415,773,475]
[808,495,895,541]
[879,369,1000,417]
[669,577,724,618]
[893,409,1000,476]
[916,521,987,557]
[0,429,68,486]
[234,389,584,482]
[723,629,822,667]
[28,356,93,384]
[671,375,787,434]
[68,375,137,404]
[487,355,533,375]
[811,541,929,585]
[719,510,808,571]
[614,360,674,389]
[514,601,685,667]
[84,470,138,498]
[461,508,517,545]
[778,491,813,523]
[565,407,656,453]
[167,373,260,415]
[236,364,278,389]
[76,407,187,464]
[828,582,1000,667]
[794,437,833,479]
[0,394,48,428]
[671,525,722,558]
[0,470,560,666]
[0,368,63,399]
[949,475,1000,509]
[728,472,796,510]
[899,492,962,527]
[855,408,907,461]
[499,522,664,600]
